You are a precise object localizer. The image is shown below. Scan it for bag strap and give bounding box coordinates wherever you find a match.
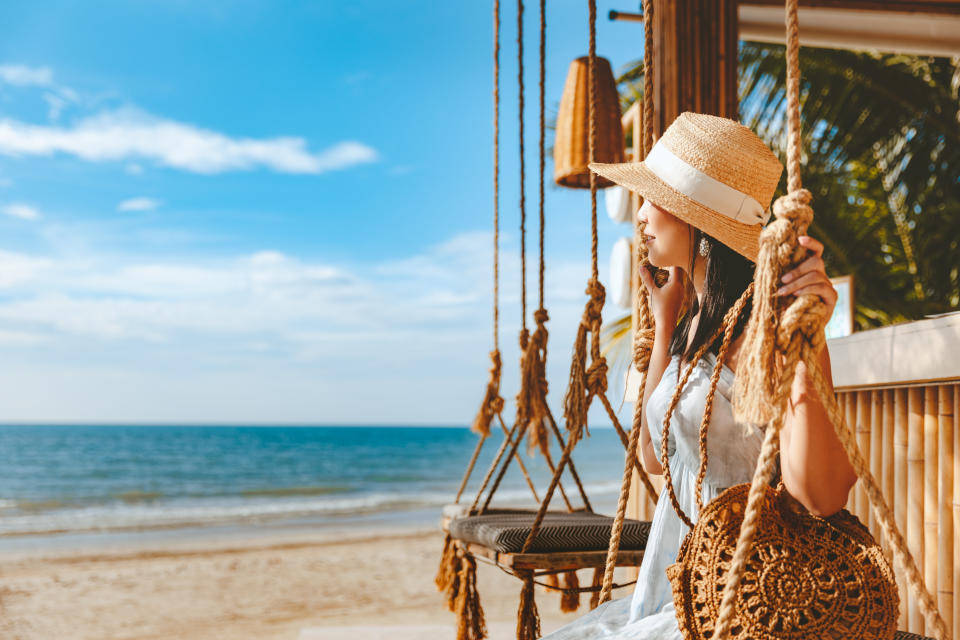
[658,284,754,528]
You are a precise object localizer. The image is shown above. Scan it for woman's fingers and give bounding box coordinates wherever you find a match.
[777,271,823,297]
[797,235,824,257]
[781,253,825,284]
[788,282,838,306]
[638,263,654,293]
[778,271,838,304]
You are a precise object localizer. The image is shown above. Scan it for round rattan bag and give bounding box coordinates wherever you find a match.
[657,293,899,640]
[665,482,899,640]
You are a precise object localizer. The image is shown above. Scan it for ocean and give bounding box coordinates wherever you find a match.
[0,425,630,549]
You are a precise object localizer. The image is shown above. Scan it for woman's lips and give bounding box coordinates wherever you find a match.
[644,235,656,244]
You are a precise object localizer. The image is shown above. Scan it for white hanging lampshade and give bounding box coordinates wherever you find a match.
[609,236,633,309]
[605,185,633,223]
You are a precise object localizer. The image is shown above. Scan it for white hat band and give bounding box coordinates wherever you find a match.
[644,141,770,225]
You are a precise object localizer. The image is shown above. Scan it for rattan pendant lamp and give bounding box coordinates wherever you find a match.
[553,52,624,187]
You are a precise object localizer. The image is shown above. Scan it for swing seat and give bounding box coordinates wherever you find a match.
[449,510,650,554]
[893,633,934,640]
[440,505,536,531]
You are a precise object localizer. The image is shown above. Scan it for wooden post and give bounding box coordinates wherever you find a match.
[894,387,909,628]
[907,386,925,634]
[937,384,953,634]
[652,0,739,134]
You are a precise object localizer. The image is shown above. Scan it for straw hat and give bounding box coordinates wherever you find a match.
[588,112,784,262]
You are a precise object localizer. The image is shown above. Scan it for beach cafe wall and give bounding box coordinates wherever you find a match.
[614,2,960,638]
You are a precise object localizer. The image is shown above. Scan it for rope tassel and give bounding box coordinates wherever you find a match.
[454,552,487,640]
[559,570,580,612]
[435,533,460,610]
[589,567,603,610]
[517,310,552,457]
[517,570,541,640]
[472,350,505,438]
[732,188,816,425]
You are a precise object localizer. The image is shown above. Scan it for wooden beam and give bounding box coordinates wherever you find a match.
[739,0,960,16]
[465,542,646,572]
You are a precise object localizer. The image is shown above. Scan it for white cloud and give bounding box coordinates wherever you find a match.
[117,197,160,212]
[0,64,53,87]
[1,203,41,220]
[0,231,612,423]
[43,92,68,120]
[0,107,379,174]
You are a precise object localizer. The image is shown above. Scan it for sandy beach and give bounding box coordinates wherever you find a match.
[0,528,621,640]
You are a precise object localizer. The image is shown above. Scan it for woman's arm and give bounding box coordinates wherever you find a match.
[776,236,858,516]
[638,320,672,474]
[637,266,687,475]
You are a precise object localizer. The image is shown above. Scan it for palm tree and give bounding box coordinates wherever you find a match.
[602,43,960,382]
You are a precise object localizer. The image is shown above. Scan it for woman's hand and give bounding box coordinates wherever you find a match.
[777,235,838,318]
[639,265,685,330]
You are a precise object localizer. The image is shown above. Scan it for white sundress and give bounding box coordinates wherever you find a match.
[541,352,765,640]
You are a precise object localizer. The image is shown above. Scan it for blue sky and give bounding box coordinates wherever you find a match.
[0,1,650,424]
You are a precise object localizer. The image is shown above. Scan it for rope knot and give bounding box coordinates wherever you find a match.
[586,357,608,397]
[470,349,504,437]
[632,327,656,372]
[584,278,606,325]
[771,189,814,238]
[533,308,549,326]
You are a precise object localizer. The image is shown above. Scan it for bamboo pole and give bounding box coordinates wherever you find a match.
[937,384,954,634]
[845,392,858,514]
[882,389,895,559]
[894,387,909,629]
[869,389,882,534]
[907,386,924,634]
[954,384,959,640]
[857,390,870,522]
[923,385,938,620]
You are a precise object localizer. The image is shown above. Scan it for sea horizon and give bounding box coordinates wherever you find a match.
[0,424,628,551]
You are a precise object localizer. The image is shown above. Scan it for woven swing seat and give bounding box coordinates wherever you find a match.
[440,505,535,532]
[893,633,934,640]
[449,510,650,554]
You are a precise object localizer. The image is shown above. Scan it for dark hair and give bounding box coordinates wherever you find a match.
[668,229,755,362]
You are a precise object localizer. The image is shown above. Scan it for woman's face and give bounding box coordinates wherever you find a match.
[637,199,693,269]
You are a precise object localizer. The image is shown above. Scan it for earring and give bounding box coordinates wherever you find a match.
[698,237,710,257]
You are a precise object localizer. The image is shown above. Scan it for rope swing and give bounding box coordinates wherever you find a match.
[597,0,657,607]
[712,0,952,638]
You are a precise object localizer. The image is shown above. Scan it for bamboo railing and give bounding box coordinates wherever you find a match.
[623,265,960,637]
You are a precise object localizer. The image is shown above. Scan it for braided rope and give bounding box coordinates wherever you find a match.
[597,0,662,604]
[711,0,952,637]
[598,370,646,603]
[516,0,555,459]
[517,0,527,341]
[659,286,754,529]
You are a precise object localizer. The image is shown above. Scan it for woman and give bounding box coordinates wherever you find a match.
[542,112,858,639]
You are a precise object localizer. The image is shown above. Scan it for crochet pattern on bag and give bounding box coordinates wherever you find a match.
[666,483,899,640]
